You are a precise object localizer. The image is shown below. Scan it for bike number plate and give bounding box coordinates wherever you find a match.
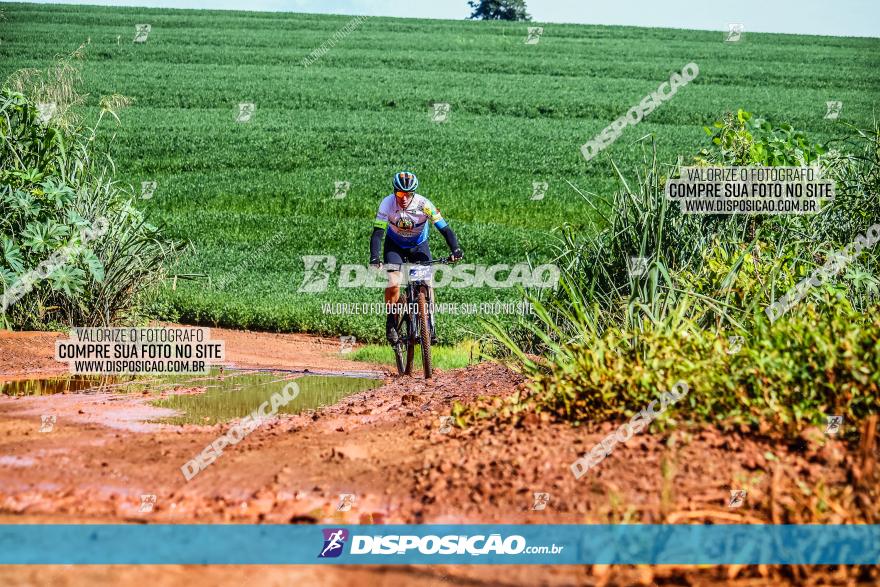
[408,265,433,282]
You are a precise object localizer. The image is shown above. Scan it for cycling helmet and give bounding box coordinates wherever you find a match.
[392,171,419,193]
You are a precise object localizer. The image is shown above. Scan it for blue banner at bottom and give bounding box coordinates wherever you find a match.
[0,524,878,564]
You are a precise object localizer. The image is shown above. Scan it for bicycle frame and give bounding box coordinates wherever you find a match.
[391,257,452,378]
[402,266,434,340]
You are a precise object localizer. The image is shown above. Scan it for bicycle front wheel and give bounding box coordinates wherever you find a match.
[418,288,432,379]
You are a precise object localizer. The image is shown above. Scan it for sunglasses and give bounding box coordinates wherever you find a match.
[395,190,413,198]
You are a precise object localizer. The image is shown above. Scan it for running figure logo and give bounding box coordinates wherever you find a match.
[337,493,356,512]
[431,102,451,123]
[627,256,649,278]
[728,489,747,508]
[333,180,350,200]
[318,528,349,558]
[438,415,454,434]
[236,102,255,123]
[726,335,744,355]
[39,414,56,433]
[532,492,551,511]
[134,24,151,44]
[725,23,743,43]
[825,415,843,435]
[525,27,544,45]
[824,101,842,120]
[36,103,57,125]
[298,255,337,293]
[139,494,157,513]
[531,181,548,201]
[141,181,157,200]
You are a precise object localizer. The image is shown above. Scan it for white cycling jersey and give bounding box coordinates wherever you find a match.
[373,193,447,247]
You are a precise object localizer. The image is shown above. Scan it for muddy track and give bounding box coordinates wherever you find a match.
[0,327,875,586]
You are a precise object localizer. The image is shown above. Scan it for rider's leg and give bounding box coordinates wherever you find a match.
[384,271,402,342]
[383,244,404,343]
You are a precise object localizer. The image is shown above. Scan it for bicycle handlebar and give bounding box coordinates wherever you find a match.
[421,255,463,265]
[371,255,462,268]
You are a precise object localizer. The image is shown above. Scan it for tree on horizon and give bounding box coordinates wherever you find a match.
[467,0,531,21]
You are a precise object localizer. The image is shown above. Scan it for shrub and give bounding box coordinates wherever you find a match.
[0,50,179,329]
[483,112,880,435]
[522,295,879,435]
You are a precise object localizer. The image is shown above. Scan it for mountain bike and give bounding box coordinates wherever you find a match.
[391,256,455,379]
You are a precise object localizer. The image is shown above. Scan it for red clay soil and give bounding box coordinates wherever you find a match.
[0,327,877,586]
[0,325,385,380]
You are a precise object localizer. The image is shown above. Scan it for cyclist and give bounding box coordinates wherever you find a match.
[370,171,462,343]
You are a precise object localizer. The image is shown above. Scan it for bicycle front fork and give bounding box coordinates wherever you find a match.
[409,285,437,341]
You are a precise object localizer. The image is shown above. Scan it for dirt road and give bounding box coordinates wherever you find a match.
[0,327,875,586]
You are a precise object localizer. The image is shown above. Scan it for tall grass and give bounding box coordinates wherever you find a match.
[479,112,880,438]
[483,137,753,369]
[486,113,880,367]
[0,47,179,329]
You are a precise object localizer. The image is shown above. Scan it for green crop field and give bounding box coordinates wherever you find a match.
[1,3,878,342]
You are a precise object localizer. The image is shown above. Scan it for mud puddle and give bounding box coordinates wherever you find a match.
[0,371,212,396]
[0,374,115,396]
[1,368,382,426]
[151,373,381,425]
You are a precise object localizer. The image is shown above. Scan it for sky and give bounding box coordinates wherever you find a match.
[10,0,880,37]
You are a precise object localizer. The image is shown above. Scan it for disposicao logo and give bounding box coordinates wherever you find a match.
[318,528,349,558]
[317,531,564,558]
[349,534,528,555]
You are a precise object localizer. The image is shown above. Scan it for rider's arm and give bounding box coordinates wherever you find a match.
[371,198,393,264]
[370,219,387,264]
[424,200,461,256]
[436,222,460,253]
